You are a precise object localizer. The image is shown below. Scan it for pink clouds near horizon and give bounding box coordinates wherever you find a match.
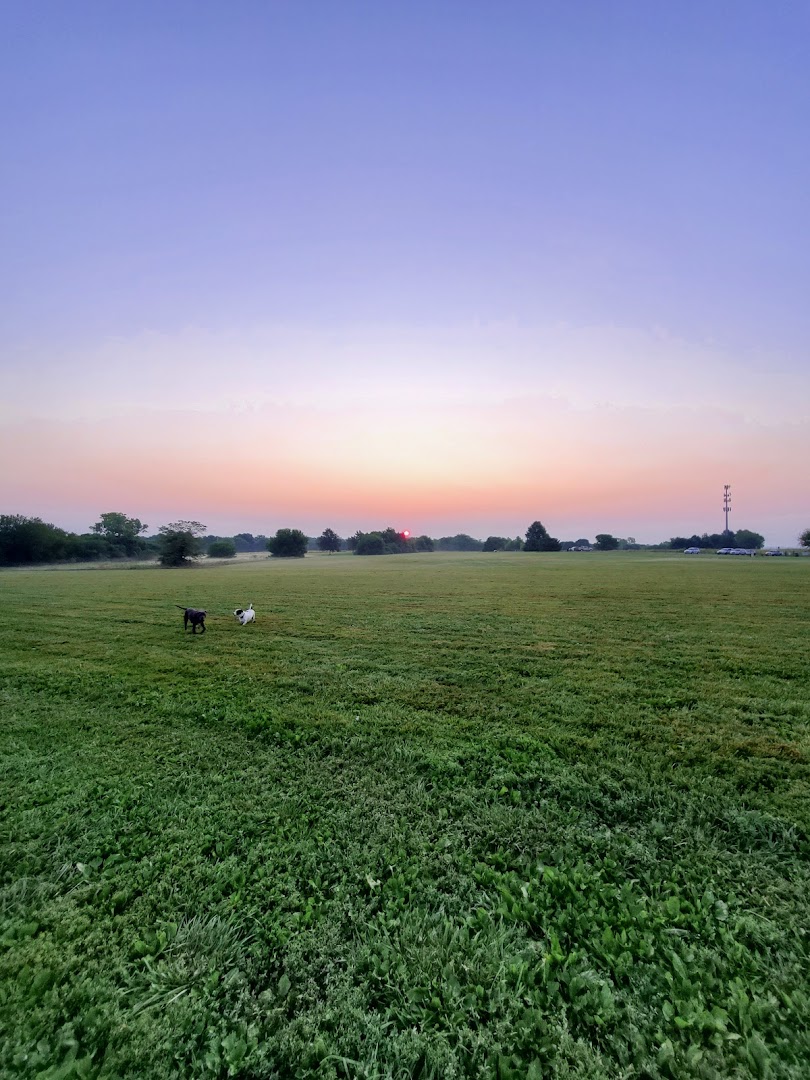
[2,323,807,546]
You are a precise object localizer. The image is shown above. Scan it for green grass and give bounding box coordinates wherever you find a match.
[1,552,808,1078]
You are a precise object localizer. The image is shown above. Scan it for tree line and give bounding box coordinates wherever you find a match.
[0,512,149,565]
[1,512,804,567]
[667,529,765,550]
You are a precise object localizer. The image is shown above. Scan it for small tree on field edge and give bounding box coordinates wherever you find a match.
[353,532,385,555]
[595,533,619,551]
[208,539,237,558]
[524,521,561,552]
[436,534,483,551]
[733,529,765,550]
[317,528,342,553]
[799,528,810,548]
[267,529,308,558]
[157,521,207,567]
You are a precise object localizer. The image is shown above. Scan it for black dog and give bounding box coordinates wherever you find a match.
[177,606,207,633]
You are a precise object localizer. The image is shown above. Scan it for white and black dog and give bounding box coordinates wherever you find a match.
[233,603,255,626]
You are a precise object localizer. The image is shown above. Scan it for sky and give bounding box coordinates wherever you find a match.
[1,1,808,546]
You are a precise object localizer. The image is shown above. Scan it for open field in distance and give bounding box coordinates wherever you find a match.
[1,553,809,1078]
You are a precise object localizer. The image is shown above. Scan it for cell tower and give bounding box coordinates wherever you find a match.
[723,484,731,534]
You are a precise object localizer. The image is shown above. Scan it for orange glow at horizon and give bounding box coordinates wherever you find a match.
[2,316,808,546]
[2,390,806,545]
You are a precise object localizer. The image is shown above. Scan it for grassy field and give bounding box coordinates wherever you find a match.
[1,552,809,1079]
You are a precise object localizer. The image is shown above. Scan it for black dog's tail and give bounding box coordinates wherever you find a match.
[175,605,188,610]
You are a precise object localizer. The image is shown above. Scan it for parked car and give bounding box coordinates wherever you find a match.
[683,547,701,554]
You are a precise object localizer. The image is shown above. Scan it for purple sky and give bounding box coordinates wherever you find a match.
[2,2,808,545]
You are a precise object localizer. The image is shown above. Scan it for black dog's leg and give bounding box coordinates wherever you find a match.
[183,611,189,631]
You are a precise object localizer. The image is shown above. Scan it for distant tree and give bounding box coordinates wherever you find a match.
[668,529,759,550]
[800,528,810,548]
[0,515,70,564]
[353,532,385,555]
[574,538,590,548]
[524,521,549,551]
[594,533,619,551]
[733,529,764,550]
[208,539,237,558]
[347,527,419,554]
[317,527,342,554]
[267,528,308,558]
[229,533,269,552]
[233,532,256,552]
[91,511,148,557]
[157,521,207,567]
[68,533,112,561]
[0,516,157,565]
[524,521,561,552]
[437,534,484,551]
[483,536,508,552]
[672,534,716,549]
[377,527,409,553]
[505,536,523,551]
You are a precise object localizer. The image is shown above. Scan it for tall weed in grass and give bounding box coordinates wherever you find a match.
[0,553,808,1077]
